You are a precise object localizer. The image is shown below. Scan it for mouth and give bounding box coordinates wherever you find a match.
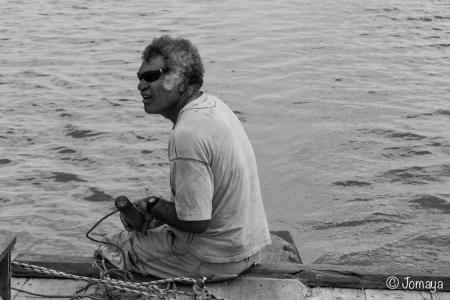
[142,95,152,104]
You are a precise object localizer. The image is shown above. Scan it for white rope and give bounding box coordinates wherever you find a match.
[12,261,227,299]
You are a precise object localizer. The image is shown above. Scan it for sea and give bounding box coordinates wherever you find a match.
[1,0,450,269]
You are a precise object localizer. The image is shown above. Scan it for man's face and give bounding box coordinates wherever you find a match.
[137,55,180,115]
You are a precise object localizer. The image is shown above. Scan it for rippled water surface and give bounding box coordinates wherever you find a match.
[1,0,450,268]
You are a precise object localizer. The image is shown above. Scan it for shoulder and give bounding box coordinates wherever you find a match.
[171,94,239,159]
[175,94,224,137]
[181,95,221,124]
[170,97,215,161]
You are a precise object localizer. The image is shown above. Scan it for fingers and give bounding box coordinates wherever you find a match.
[121,196,158,235]
[120,213,134,232]
[120,207,154,235]
[133,197,150,214]
[140,212,154,235]
[149,219,165,229]
[141,220,151,235]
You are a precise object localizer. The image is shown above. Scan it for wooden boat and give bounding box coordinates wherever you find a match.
[3,231,450,300]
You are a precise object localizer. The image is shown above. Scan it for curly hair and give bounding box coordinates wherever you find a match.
[142,35,204,95]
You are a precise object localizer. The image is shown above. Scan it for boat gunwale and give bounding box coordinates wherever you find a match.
[12,253,450,292]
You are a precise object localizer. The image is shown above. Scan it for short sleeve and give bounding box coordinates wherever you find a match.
[170,158,214,221]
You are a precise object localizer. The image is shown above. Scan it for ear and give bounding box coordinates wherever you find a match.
[177,76,188,93]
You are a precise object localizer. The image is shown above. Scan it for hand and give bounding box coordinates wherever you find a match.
[134,197,155,234]
[149,219,166,229]
[119,197,155,235]
[120,213,134,232]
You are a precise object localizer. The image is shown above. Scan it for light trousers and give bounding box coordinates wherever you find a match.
[94,225,261,282]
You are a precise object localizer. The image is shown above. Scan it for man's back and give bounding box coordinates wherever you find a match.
[168,93,271,263]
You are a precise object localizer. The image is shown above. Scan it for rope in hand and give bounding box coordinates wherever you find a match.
[85,209,126,261]
[11,208,226,300]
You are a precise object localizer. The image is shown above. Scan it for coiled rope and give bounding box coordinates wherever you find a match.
[11,209,227,300]
[12,261,205,299]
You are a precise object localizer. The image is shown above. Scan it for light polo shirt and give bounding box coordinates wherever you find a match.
[167,93,271,263]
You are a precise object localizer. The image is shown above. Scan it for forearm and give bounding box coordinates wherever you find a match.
[150,199,209,234]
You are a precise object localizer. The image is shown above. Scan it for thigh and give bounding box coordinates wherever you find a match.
[132,225,179,263]
[134,227,204,279]
[96,226,204,279]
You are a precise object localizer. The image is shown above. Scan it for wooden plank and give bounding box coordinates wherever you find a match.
[0,232,16,261]
[307,287,366,300]
[432,292,450,300]
[1,253,12,300]
[10,276,450,300]
[243,263,450,292]
[50,277,306,300]
[12,254,154,280]
[81,280,191,300]
[12,278,88,300]
[12,254,109,279]
[0,232,16,300]
[207,278,307,300]
[12,256,450,292]
[365,289,432,300]
[11,278,28,300]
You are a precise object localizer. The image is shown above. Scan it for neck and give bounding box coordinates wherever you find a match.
[162,90,202,125]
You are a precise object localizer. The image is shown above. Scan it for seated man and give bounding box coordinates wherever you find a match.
[95,35,271,282]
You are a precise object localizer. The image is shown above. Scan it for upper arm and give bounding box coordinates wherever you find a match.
[170,158,214,222]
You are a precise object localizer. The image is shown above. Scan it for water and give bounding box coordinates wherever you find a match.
[1,0,450,269]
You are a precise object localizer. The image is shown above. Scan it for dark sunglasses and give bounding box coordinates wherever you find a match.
[137,68,169,83]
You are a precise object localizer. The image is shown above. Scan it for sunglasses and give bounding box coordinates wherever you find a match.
[137,68,169,83]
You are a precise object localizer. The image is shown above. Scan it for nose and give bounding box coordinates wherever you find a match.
[137,79,150,92]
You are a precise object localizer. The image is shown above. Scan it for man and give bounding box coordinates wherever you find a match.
[95,35,271,282]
